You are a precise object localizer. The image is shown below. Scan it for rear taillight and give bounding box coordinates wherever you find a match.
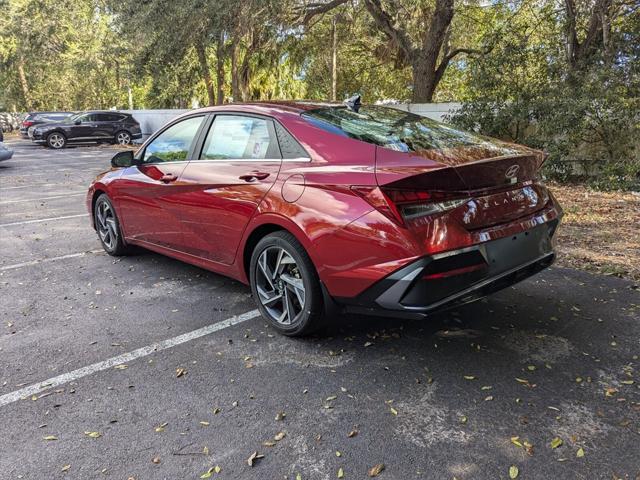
[351,186,469,225]
[22,120,34,127]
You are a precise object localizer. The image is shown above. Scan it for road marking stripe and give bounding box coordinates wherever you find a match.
[0,309,260,408]
[0,250,104,271]
[0,213,87,227]
[0,193,85,204]
[1,183,63,190]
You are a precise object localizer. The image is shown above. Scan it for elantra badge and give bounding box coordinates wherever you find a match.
[505,164,520,183]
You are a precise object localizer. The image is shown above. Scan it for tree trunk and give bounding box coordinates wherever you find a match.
[411,59,438,103]
[195,43,215,106]
[331,16,337,101]
[239,59,251,101]
[17,56,32,110]
[216,31,225,104]
[231,37,240,101]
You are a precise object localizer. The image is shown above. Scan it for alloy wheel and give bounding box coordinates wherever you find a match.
[255,246,306,325]
[48,133,65,148]
[116,132,131,145]
[96,201,118,251]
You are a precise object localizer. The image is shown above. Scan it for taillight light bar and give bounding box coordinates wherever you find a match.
[351,186,469,225]
[22,120,34,127]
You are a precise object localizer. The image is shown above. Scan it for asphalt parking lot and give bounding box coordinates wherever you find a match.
[1,138,639,480]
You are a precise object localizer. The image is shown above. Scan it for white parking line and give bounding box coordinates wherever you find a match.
[0,250,104,271]
[1,183,66,190]
[0,213,87,227]
[0,309,260,408]
[0,193,85,205]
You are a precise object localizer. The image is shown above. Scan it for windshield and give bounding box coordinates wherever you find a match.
[302,106,520,155]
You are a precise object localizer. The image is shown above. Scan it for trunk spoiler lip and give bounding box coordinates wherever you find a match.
[375,148,545,191]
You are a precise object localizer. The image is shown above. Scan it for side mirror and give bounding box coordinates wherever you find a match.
[74,120,82,125]
[111,150,135,168]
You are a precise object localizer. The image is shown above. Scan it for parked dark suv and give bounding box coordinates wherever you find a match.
[31,111,142,149]
[20,111,75,137]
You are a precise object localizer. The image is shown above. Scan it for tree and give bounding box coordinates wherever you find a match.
[300,0,488,102]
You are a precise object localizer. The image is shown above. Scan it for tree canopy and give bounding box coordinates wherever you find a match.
[1,0,637,186]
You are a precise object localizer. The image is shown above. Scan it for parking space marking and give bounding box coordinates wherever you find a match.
[0,250,104,271]
[0,213,87,227]
[1,183,69,190]
[0,193,85,205]
[0,309,260,408]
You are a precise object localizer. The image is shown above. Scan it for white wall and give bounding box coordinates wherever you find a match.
[122,109,189,140]
[388,102,461,122]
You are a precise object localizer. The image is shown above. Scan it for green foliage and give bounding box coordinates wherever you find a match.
[1,0,637,189]
[449,0,639,190]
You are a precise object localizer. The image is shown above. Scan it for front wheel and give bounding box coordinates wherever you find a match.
[250,231,324,337]
[94,194,132,256]
[47,132,66,149]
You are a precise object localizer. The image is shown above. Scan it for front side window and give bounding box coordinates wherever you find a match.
[70,113,95,123]
[143,116,204,163]
[201,115,273,160]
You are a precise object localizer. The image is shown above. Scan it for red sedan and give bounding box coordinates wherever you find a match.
[87,100,562,336]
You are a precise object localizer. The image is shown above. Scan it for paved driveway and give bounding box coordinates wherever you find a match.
[1,139,638,479]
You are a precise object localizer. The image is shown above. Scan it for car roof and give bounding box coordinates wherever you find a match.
[182,101,345,121]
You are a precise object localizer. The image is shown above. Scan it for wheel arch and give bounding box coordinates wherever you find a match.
[89,188,108,230]
[239,214,316,283]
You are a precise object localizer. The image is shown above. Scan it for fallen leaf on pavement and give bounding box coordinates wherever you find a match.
[84,431,101,438]
[274,431,286,441]
[509,465,519,479]
[576,447,585,458]
[43,435,58,441]
[61,465,70,472]
[550,437,563,449]
[347,429,358,438]
[338,467,344,478]
[247,451,264,467]
[368,464,385,477]
[176,368,187,377]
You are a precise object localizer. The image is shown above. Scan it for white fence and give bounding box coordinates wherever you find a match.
[389,102,461,122]
[124,103,462,142]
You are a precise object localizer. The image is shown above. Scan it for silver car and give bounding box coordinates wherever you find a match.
[0,142,14,162]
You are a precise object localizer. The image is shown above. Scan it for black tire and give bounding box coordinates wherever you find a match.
[47,132,66,149]
[94,194,133,256]
[114,130,132,145]
[250,231,324,337]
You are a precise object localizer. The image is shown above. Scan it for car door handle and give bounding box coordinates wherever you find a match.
[160,173,178,183]
[239,172,270,182]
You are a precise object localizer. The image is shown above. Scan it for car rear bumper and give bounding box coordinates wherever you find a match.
[338,219,559,319]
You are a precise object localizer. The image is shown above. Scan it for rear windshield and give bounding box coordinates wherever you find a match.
[302,106,515,154]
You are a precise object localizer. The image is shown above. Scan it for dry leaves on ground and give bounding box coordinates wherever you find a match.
[550,183,640,281]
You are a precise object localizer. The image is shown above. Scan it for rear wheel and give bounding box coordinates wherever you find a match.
[94,194,132,256]
[250,231,324,336]
[47,132,66,149]
[115,130,131,145]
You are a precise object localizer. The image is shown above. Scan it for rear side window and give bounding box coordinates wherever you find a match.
[274,122,308,159]
[97,113,124,122]
[200,115,277,160]
[143,116,204,163]
[302,106,515,154]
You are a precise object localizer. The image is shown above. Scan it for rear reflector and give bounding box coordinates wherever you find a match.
[422,263,486,280]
